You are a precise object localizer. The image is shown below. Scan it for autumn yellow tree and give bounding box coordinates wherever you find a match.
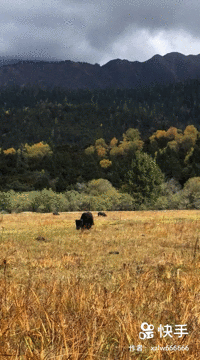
[100,159,112,169]
[95,138,108,158]
[110,128,143,157]
[109,137,118,148]
[23,142,52,159]
[3,147,16,155]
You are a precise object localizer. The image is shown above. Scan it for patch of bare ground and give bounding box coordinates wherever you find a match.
[0,210,199,359]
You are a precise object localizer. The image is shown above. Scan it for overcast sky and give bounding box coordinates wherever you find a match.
[1,0,200,66]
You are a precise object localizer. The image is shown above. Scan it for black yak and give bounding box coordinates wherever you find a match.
[76,219,83,230]
[98,211,107,217]
[75,212,94,230]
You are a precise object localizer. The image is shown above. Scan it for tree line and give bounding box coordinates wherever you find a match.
[1,123,200,207]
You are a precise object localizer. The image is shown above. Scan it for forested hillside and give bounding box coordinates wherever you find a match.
[1,79,200,150]
[1,79,200,210]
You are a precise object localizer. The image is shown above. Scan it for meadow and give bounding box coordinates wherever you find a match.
[0,210,199,359]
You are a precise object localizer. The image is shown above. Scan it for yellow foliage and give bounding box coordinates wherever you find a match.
[24,142,52,158]
[100,159,112,168]
[183,125,198,147]
[95,138,107,148]
[118,139,143,154]
[110,137,118,148]
[3,147,16,155]
[150,126,198,154]
[175,133,184,144]
[184,125,198,138]
[150,130,166,141]
[110,146,124,156]
[96,146,107,157]
[110,138,143,156]
[166,127,179,140]
[150,128,184,150]
[118,141,131,154]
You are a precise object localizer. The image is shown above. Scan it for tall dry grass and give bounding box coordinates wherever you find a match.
[0,210,199,359]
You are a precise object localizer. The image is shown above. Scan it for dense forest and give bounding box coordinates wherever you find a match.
[1,78,200,149]
[1,79,200,211]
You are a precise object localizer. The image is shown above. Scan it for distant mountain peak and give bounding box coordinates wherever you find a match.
[102,58,131,68]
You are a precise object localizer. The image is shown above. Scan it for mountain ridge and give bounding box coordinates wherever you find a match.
[0,52,200,90]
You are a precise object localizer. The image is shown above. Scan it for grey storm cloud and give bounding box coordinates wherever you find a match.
[0,0,200,65]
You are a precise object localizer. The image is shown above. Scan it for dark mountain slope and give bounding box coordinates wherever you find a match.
[0,52,200,90]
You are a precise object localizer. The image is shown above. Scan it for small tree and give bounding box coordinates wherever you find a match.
[183,177,200,209]
[124,151,164,206]
[86,179,113,196]
[23,142,52,159]
[123,128,141,142]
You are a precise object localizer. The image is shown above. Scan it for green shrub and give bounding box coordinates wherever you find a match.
[183,177,200,209]
[0,191,13,213]
[168,192,188,210]
[152,196,169,210]
[85,179,113,196]
[89,189,135,211]
[11,192,33,212]
[51,193,70,212]
[64,190,84,211]
[153,179,183,210]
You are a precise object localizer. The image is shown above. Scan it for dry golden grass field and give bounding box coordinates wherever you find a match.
[0,210,199,360]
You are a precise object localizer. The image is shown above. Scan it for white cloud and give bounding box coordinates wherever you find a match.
[99,28,200,65]
[148,29,200,57]
[0,0,200,64]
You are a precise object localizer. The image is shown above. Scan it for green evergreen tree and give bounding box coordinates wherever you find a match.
[156,146,183,181]
[124,151,164,205]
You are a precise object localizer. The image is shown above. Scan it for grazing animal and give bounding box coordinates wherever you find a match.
[75,219,83,230]
[36,236,47,242]
[98,211,107,217]
[53,211,60,215]
[75,212,94,230]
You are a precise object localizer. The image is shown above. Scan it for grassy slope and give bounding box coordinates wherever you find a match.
[0,211,199,359]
